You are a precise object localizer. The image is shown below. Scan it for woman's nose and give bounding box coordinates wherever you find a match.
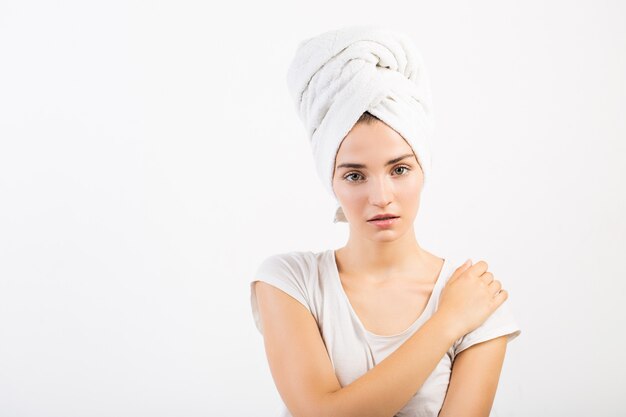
[369,177,393,207]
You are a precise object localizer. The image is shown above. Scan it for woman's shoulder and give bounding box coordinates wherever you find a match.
[255,248,330,280]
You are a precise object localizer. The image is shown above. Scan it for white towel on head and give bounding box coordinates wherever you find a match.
[286,24,435,223]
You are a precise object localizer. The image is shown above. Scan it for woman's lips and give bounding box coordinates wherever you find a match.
[367,217,399,228]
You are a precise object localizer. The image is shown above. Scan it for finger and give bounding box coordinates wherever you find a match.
[470,260,489,277]
[493,288,508,306]
[480,271,494,285]
[449,259,473,282]
[488,279,502,296]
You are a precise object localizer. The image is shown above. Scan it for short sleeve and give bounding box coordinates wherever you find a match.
[452,299,522,358]
[249,252,312,335]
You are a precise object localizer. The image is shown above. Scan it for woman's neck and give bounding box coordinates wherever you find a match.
[335,233,437,282]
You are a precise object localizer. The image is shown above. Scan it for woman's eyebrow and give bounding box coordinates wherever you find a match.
[336,153,414,169]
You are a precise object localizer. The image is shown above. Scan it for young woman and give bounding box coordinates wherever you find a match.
[249,26,521,417]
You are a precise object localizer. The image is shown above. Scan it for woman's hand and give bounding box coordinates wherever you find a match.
[436,259,508,340]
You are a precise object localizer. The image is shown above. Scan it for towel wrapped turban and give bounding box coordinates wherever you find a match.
[285,25,435,223]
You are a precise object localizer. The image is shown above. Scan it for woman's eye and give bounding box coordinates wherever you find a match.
[394,166,410,175]
[344,173,363,182]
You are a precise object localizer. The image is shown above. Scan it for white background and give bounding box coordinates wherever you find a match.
[1,1,624,416]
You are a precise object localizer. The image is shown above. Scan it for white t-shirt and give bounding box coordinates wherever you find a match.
[249,249,522,417]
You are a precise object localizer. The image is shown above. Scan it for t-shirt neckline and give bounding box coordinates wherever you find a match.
[329,249,447,339]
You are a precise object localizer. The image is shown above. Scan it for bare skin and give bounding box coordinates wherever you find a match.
[254,116,509,417]
[335,248,444,336]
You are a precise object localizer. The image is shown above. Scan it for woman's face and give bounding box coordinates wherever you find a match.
[332,119,424,239]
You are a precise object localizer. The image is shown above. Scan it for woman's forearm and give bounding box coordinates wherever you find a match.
[319,312,460,417]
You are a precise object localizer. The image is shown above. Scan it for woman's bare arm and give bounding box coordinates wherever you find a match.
[438,336,508,417]
[254,280,461,417]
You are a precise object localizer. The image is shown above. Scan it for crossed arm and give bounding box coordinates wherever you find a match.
[438,335,508,417]
[255,280,510,417]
